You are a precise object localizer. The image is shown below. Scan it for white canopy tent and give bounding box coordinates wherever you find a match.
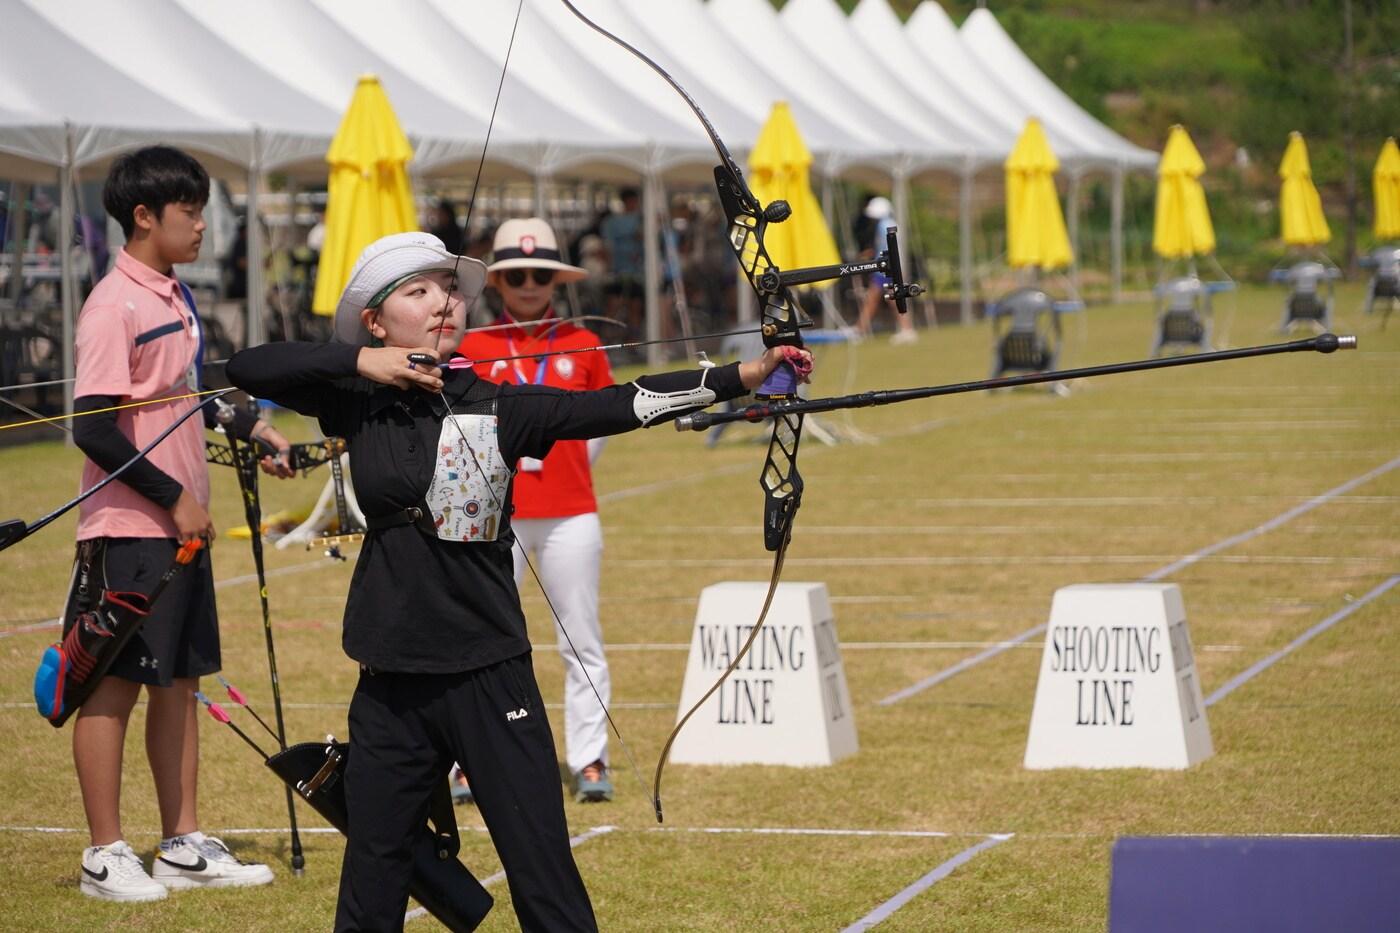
[613,0,893,175]
[0,0,1161,382]
[0,105,65,183]
[958,7,1155,171]
[0,0,257,414]
[307,0,619,178]
[854,0,1027,322]
[20,0,332,174]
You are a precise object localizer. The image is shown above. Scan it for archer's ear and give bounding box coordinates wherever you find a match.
[360,307,384,340]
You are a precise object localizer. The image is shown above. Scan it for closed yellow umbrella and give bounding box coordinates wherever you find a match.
[1004,117,1073,270]
[312,74,418,316]
[1279,131,1331,246]
[1375,137,1400,240]
[1153,125,1216,259]
[747,102,839,281]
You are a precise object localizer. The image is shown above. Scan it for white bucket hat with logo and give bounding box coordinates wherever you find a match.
[333,232,486,345]
[486,217,588,283]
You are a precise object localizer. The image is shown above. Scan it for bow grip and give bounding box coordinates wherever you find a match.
[757,361,799,399]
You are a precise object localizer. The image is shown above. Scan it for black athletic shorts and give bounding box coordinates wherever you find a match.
[65,537,221,687]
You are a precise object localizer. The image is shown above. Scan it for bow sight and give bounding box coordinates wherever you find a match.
[757,219,926,315]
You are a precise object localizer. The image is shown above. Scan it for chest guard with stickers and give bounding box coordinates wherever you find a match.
[424,412,512,543]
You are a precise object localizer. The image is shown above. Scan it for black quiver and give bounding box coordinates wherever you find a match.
[266,740,494,931]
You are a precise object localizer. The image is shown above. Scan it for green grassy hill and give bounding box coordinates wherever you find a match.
[800,1,1399,276]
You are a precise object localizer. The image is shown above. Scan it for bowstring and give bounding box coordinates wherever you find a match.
[417,0,657,814]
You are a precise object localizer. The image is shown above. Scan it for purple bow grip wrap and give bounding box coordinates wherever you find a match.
[757,360,799,398]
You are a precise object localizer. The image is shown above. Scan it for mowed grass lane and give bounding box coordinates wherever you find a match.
[0,284,1395,930]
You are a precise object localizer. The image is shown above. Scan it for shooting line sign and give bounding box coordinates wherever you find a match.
[1025,583,1214,770]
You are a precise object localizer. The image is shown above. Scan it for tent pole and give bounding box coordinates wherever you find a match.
[820,166,835,231]
[534,172,548,218]
[6,182,30,309]
[892,166,911,284]
[959,163,974,326]
[643,170,662,368]
[60,124,76,446]
[1111,165,1125,304]
[246,129,264,348]
[1067,168,1082,298]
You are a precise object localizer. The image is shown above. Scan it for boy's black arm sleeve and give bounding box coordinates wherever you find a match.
[72,395,184,509]
[226,341,362,435]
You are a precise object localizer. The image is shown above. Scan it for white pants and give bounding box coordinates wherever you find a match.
[511,512,608,775]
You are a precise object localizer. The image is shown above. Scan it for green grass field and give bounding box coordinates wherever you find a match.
[1,285,1396,931]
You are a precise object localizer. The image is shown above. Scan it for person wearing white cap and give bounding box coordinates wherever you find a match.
[458,218,615,804]
[225,231,814,932]
[856,196,918,345]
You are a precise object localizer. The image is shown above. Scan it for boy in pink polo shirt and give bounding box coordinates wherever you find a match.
[67,146,291,901]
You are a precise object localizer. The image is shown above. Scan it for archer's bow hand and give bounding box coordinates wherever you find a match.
[740,346,814,390]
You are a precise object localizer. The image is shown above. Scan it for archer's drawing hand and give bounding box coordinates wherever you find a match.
[357,347,446,393]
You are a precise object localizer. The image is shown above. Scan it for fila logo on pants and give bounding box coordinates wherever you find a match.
[505,708,529,722]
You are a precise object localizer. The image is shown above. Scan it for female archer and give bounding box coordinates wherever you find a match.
[226,230,811,931]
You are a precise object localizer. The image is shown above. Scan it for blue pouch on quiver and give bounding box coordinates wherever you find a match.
[34,643,70,722]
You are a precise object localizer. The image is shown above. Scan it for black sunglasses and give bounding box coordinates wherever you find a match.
[502,268,555,288]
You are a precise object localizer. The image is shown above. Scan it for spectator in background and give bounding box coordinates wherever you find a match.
[427,199,464,256]
[855,196,917,345]
[224,215,248,302]
[599,188,644,338]
[458,217,617,805]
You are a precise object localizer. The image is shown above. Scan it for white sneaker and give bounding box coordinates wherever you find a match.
[80,840,168,902]
[152,834,274,890]
[889,329,919,346]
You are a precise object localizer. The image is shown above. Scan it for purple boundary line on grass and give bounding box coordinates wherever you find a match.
[1204,575,1400,707]
[839,834,1013,932]
[878,453,1400,706]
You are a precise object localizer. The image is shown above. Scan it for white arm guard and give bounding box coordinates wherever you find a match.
[631,369,717,426]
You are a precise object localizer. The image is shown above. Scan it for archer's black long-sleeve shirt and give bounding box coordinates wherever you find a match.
[226,341,744,673]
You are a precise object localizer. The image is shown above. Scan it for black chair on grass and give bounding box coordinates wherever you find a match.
[1150,276,1212,356]
[1361,246,1400,326]
[1271,260,1338,333]
[988,287,1063,379]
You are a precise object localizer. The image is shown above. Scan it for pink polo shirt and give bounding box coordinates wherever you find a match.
[74,248,209,541]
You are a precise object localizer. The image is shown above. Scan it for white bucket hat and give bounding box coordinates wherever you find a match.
[333,232,486,345]
[486,217,588,283]
[863,196,894,219]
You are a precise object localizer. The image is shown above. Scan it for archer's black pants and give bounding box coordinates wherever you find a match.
[334,655,596,933]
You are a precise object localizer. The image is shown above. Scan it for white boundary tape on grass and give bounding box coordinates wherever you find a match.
[403,825,615,925]
[1204,575,1400,707]
[839,834,1014,932]
[879,453,1400,706]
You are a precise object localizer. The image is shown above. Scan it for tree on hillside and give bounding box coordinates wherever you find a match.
[1233,0,1400,264]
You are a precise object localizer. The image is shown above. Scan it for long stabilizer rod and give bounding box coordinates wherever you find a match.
[676,334,1357,432]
